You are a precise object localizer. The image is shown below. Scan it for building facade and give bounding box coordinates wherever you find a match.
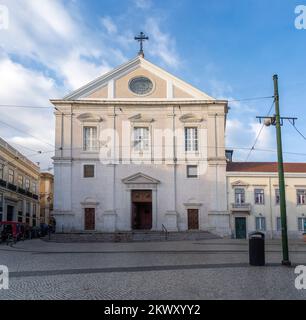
[227,162,306,239]
[40,172,54,224]
[0,137,40,226]
[51,55,230,235]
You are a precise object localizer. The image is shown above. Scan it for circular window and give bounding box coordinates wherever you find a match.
[129,77,153,95]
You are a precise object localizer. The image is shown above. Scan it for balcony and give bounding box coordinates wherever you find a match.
[32,194,39,200]
[0,179,6,188]
[7,183,17,192]
[18,187,26,195]
[26,191,33,198]
[231,203,251,213]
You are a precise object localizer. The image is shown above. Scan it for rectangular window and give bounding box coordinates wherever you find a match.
[0,164,3,179]
[255,217,266,231]
[298,218,306,232]
[83,127,98,151]
[32,182,37,194]
[0,193,3,215]
[297,190,306,205]
[187,165,198,178]
[25,178,30,191]
[275,189,280,205]
[18,200,23,222]
[0,194,2,222]
[26,202,30,215]
[254,189,265,205]
[133,127,149,151]
[185,127,198,152]
[276,217,282,232]
[18,175,24,188]
[235,188,245,205]
[8,169,14,184]
[84,165,95,178]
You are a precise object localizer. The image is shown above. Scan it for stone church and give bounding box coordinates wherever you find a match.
[51,38,230,236]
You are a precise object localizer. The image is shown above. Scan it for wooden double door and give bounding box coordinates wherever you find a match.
[85,208,95,231]
[188,209,199,230]
[132,190,152,230]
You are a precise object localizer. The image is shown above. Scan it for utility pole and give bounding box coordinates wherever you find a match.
[257,75,296,266]
[273,75,290,266]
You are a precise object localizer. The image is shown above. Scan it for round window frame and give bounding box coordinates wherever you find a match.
[128,76,155,97]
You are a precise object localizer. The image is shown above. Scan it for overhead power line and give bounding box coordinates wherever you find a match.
[288,119,306,141]
[0,95,274,109]
[228,96,275,103]
[0,119,55,148]
[245,99,275,162]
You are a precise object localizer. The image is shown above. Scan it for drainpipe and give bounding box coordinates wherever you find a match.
[113,106,116,213]
[214,113,219,210]
[269,176,273,239]
[173,106,177,213]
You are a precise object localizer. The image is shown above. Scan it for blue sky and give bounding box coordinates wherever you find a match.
[0,0,306,169]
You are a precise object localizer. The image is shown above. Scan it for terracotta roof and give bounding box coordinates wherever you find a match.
[226,162,306,173]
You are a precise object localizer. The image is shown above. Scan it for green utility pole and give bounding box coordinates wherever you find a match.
[273,74,291,266]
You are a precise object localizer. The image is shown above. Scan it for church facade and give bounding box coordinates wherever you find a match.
[51,55,230,236]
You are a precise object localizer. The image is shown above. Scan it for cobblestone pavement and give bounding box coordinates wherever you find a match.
[0,239,306,300]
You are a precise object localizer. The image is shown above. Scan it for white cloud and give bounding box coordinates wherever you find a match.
[101,16,118,35]
[134,0,152,9]
[0,55,57,169]
[145,17,180,68]
[0,0,127,169]
[0,0,183,170]
[0,0,113,91]
[226,118,274,161]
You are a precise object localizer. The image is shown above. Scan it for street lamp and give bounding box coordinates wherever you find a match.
[256,75,297,266]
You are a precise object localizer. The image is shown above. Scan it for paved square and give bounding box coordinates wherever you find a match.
[0,239,306,300]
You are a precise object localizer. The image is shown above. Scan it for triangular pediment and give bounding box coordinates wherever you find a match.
[63,56,214,101]
[122,172,160,185]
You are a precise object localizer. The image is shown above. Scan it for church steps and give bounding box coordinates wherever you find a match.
[42,231,220,243]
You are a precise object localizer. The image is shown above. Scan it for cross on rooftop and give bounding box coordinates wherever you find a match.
[134,32,149,57]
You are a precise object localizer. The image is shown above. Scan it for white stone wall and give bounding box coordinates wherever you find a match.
[227,172,306,239]
[53,102,230,235]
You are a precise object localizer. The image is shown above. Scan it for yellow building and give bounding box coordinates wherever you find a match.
[40,172,54,224]
[0,137,40,226]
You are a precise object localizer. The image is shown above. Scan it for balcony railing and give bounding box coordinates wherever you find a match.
[7,183,17,192]
[18,187,26,195]
[1,182,39,200]
[231,203,252,212]
[0,179,6,187]
[26,191,33,198]
[32,194,39,200]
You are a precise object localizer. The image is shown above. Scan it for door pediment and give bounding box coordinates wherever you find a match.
[122,172,160,185]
